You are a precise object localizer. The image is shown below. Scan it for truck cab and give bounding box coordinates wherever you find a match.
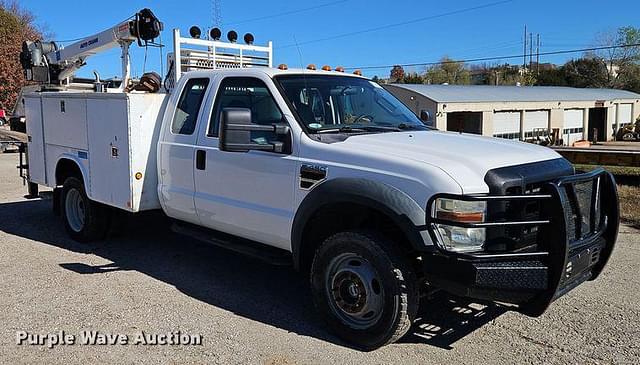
[155,68,619,349]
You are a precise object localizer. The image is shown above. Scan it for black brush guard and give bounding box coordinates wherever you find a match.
[424,168,619,316]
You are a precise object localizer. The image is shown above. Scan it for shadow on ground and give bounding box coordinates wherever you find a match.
[0,198,507,350]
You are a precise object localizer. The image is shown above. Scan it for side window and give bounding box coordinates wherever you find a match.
[208,77,284,137]
[171,78,210,135]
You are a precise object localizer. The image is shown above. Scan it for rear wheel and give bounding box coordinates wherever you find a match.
[310,231,418,350]
[61,177,109,242]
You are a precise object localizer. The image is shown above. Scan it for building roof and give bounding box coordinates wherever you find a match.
[385,84,640,103]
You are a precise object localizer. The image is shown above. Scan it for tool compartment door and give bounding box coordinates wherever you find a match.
[86,96,132,210]
[24,96,46,185]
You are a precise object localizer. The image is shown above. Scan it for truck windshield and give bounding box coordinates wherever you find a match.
[274,75,429,134]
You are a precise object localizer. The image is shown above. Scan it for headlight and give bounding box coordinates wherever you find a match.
[432,198,487,253]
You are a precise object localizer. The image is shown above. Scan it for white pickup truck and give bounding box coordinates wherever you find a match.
[19,20,619,350]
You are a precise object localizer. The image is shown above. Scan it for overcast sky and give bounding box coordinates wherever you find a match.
[18,0,640,79]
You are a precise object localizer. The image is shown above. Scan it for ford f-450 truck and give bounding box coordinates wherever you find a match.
[18,11,619,350]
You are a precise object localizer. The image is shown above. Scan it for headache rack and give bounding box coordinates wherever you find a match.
[165,29,273,90]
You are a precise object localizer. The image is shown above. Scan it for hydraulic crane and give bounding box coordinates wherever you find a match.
[20,8,162,89]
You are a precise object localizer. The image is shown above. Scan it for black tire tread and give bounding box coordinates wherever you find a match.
[310,230,418,349]
[61,177,109,242]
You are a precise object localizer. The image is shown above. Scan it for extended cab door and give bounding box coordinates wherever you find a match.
[193,76,297,250]
[158,76,212,224]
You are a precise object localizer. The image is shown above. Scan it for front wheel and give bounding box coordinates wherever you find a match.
[61,177,109,242]
[310,231,418,350]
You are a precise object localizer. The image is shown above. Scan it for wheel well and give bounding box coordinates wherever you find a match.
[55,159,83,186]
[297,203,417,275]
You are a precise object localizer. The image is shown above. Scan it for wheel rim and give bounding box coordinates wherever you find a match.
[65,188,85,232]
[325,253,384,329]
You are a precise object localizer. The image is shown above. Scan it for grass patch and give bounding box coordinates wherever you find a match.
[574,164,639,228]
[618,185,640,228]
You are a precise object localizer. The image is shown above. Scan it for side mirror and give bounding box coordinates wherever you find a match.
[419,110,431,123]
[219,107,290,153]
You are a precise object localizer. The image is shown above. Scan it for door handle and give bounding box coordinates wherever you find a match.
[196,150,206,170]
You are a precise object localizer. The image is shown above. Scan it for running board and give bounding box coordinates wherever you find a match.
[171,222,292,266]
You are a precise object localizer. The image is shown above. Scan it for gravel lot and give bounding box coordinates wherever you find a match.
[0,153,638,364]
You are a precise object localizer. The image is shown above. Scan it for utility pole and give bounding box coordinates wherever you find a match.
[523,25,527,70]
[529,32,533,69]
[536,33,540,75]
[212,0,222,27]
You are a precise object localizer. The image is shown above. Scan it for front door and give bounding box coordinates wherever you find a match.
[193,76,297,250]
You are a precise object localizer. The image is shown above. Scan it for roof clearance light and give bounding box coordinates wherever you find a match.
[335,66,345,72]
[321,65,331,71]
[278,64,288,70]
[227,30,238,43]
[353,69,362,76]
[307,64,316,70]
[243,33,254,45]
[189,26,202,39]
[210,27,222,40]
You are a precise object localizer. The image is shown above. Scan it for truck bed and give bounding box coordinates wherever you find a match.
[24,91,168,212]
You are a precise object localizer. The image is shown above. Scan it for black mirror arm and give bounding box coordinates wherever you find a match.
[227,123,290,135]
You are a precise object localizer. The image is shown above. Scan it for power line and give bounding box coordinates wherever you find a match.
[278,0,515,49]
[344,43,640,70]
[223,0,349,27]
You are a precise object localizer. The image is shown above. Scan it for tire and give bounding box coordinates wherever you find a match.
[61,177,109,242]
[310,231,418,350]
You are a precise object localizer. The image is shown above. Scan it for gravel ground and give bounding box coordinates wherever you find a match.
[0,153,638,364]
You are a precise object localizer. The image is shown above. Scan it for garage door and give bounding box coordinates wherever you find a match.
[618,103,633,127]
[493,111,520,140]
[524,110,549,140]
[563,109,584,146]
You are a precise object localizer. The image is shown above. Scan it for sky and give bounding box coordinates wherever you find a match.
[17,0,640,79]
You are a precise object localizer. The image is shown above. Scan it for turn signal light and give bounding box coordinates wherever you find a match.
[335,66,345,72]
[307,64,316,70]
[353,69,362,76]
[321,65,331,71]
[278,64,288,70]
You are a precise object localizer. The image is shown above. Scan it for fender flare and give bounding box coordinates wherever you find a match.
[291,178,429,270]
[54,154,90,188]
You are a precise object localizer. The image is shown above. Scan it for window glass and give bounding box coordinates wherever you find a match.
[171,78,210,135]
[275,75,428,134]
[209,77,285,142]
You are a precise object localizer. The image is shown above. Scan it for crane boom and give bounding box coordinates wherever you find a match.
[20,8,162,87]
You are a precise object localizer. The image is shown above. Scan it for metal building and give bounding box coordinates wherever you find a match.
[385,84,640,144]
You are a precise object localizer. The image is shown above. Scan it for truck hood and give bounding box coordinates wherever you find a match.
[341,130,563,193]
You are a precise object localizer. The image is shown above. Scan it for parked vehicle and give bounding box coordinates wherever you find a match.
[17,9,620,350]
[615,118,640,141]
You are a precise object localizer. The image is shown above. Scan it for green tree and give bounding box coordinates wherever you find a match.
[425,57,471,85]
[0,1,42,113]
[402,72,424,84]
[562,57,609,88]
[536,67,567,86]
[595,26,640,87]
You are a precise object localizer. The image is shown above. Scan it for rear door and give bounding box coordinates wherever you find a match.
[158,76,212,224]
[193,76,297,250]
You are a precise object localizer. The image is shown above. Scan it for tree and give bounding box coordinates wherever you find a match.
[595,26,640,87]
[0,1,42,113]
[390,65,405,82]
[562,57,609,88]
[402,72,424,84]
[424,57,471,85]
[536,67,567,86]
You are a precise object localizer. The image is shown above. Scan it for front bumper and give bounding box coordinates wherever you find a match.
[423,168,619,316]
